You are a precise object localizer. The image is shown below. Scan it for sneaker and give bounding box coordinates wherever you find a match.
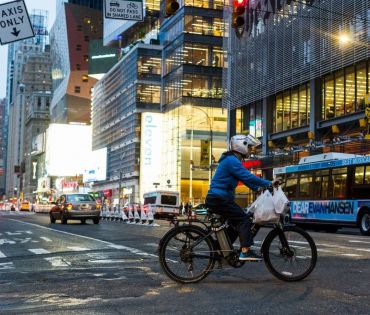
[239,250,263,262]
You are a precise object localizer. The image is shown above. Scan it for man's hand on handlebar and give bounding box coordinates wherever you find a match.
[272,179,281,187]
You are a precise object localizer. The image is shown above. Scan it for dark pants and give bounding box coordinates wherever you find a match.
[205,195,253,248]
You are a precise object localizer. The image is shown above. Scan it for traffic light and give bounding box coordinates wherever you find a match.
[232,0,247,28]
[165,0,179,17]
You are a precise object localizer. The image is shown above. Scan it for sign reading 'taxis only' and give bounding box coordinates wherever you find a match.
[0,0,34,45]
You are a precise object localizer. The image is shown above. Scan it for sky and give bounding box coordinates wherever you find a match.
[0,0,56,99]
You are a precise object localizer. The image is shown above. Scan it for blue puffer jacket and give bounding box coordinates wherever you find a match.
[207,151,271,198]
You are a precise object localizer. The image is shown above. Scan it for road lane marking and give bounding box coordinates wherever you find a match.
[28,248,50,255]
[10,219,158,259]
[0,262,14,270]
[348,240,370,245]
[40,237,52,242]
[0,250,6,258]
[67,246,90,251]
[341,253,362,257]
[317,248,336,253]
[45,257,71,267]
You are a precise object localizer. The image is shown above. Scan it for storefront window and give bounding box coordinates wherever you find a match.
[335,70,345,117]
[345,66,355,114]
[275,95,283,132]
[324,74,334,119]
[283,91,291,130]
[356,62,367,110]
[291,89,299,128]
[299,84,308,126]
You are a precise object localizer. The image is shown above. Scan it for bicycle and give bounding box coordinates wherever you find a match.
[158,208,317,284]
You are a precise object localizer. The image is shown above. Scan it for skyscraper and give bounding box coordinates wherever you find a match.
[50,2,103,124]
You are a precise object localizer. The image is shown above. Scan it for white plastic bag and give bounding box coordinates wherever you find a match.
[272,187,289,214]
[253,190,280,224]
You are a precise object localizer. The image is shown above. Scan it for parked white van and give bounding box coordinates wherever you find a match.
[142,190,180,219]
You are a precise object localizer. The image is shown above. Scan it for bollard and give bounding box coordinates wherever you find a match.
[140,206,147,224]
[147,207,154,225]
[128,205,134,223]
[121,208,128,223]
[134,205,141,224]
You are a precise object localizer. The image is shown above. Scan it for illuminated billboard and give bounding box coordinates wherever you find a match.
[83,148,107,182]
[139,113,163,199]
[45,124,93,177]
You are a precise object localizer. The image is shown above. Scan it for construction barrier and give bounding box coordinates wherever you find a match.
[100,204,157,226]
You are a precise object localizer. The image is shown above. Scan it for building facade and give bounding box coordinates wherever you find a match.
[21,47,53,200]
[225,0,370,171]
[50,2,103,124]
[159,0,228,203]
[0,98,6,197]
[5,11,50,199]
[92,44,162,203]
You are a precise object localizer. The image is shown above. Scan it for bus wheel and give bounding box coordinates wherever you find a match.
[359,210,370,236]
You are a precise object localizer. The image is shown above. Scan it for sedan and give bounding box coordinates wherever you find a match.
[49,193,100,224]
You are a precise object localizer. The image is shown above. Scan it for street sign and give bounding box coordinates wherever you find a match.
[104,0,144,21]
[0,0,34,45]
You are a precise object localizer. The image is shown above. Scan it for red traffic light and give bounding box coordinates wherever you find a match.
[232,0,247,28]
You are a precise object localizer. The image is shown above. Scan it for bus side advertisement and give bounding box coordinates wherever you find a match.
[290,200,364,222]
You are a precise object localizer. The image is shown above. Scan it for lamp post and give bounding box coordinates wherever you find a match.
[188,106,213,204]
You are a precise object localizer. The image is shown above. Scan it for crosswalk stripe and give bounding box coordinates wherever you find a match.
[341,253,362,257]
[67,246,90,251]
[0,250,6,258]
[28,248,50,255]
[40,237,52,242]
[0,262,14,269]
[45,257,71,267]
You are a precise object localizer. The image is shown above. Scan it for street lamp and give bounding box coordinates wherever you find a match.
[186,105,214,203]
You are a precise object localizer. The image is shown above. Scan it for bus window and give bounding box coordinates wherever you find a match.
[285,174,298,198]
[298,172,313,199]
[144,196,156,205]
[355,166,365,184]
[332,168,347,198]
[364,166,370,184]
[161,195,177,205]
[312,170,329,199]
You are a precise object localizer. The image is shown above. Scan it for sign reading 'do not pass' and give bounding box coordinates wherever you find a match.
[104,0,143,21]
[0,0,34,45]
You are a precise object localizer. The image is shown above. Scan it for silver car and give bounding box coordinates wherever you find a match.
[50,193,101,224]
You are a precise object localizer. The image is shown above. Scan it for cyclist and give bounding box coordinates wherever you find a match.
[205,134,277,261]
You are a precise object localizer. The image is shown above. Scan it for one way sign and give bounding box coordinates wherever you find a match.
[0,0,34,45]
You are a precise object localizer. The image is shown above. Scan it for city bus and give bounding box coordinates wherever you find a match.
[273,152,370,235]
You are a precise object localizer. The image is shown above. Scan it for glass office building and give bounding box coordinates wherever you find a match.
[160,0,228,204]
[92,44,162,203]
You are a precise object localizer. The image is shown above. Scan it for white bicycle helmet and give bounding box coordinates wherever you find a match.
[229,134,261,156]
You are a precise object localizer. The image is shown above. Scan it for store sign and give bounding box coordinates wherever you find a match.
[0,0,35,45]
[104,0,143,21]
[140,113,163,197]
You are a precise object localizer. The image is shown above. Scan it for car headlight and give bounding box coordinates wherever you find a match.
[66,203,73,210]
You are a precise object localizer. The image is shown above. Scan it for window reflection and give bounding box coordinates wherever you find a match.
[184,15,224,37]
[274,84,310,132]
[345,66,355,114]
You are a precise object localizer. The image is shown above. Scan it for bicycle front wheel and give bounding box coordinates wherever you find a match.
[262,226,317,282]
[159,225,216,283]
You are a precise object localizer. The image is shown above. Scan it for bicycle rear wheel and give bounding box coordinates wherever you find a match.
[262,226,317,282]
[159,225,216,283]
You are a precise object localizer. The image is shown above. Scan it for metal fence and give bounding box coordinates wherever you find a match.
[223,0,370,110]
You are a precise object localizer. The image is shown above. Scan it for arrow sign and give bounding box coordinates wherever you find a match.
[0,0,35,45]
[11,27,20,37]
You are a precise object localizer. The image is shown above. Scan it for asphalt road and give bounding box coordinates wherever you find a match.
[0,210,369,314]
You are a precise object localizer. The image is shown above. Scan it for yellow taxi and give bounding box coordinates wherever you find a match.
[20,201,31,211]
